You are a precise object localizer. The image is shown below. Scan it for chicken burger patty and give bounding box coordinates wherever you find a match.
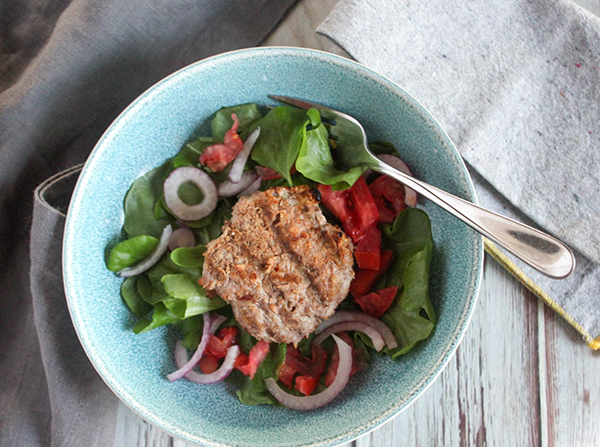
[200,185,355,344]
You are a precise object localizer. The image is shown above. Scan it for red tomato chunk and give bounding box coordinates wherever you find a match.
[236,341,270,380]
[277,343,328,395]
[350,249,394,298]
[199,352,220,374]
[199,113,244,172]
[354,226,382,270]
[354,286,398,318]
[369,175,406,224]
[317,177,379,244]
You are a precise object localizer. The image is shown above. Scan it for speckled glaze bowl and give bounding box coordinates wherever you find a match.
[63,47,483,447]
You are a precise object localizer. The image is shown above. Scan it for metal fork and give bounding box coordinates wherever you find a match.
[271,95,575,279]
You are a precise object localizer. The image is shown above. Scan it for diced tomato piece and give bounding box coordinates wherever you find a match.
[317,183,353,224]
[199,114,244,172]
[324,349,339,387]
[216,326,239,348]
[205,335,228,359]
[277,361,297,389]
[199,144,239,172]
[206,326,240,359]
[354,286,398,318]
[234,352,249,371]
[354,226,382,270]
[237,341,270,380]
[351,344,369,376]
[318,177,379,243]
[223,114,244,153]
[369,175,406,223]
[350,249,394,298]
[199,352,220,374]
[347,177,379,236]
[309,343,328,377]
[295,375,320,396]
[277,343,328,391]
[283,347,314,376]
[324,331,368,386]
[292,344,328,395]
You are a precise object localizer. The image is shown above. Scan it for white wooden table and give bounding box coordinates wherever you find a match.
[115,1,600,446]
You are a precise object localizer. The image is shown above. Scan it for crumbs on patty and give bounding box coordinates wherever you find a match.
[199,185,354,345]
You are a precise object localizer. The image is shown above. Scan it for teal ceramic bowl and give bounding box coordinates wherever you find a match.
[63,47,483,446]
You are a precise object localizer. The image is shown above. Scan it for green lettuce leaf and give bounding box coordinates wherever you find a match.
[380,208,435,358]
[212,103,263,142]
[106,235,158,272]
[133,302,179,334]
[120,276,153,317]
[295,108,365,190]
[161,273,226,319]
[170,137,212,169]
[194,198,233,245]
[123,164,174,238]
[175,315,204,350]
[144,255,202,305]
[249,106,308,186]
[170,244,206,268]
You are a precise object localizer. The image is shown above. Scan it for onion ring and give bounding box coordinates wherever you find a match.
[265,335,352,410]
[315,310,398,349]
[118,225,172,277]
[218,171,259,197]
[229,128,260,183]
[163,167,218,221]
[167,312,211,381]
[314,321,386,351]
[183,345,240,384]
[237,175,262,197]
[209,314,227,334]
[377,154,418,207]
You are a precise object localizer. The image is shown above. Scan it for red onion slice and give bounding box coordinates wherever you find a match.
[217,171,259,197]
[314,321,386,351]
[118,225,172,278]
[184,345,240,384]
[167,312,211,381]
[209,314,227,334]
[315,310,398,350]
[168,227,195,251]
[164,167,218,221]
[265,335,352,410]
[229,128,261,183]
[237,175,262,197]
[377,154,418,207]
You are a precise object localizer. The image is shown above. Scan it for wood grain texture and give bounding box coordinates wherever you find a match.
[114,1,600,446]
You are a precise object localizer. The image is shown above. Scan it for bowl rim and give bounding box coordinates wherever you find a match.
[63,46,484,447]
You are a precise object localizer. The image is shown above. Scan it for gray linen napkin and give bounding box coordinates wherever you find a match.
[317,0,600,346]
[0,1,297,445]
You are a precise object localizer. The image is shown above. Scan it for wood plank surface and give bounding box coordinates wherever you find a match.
[114,1,600,446]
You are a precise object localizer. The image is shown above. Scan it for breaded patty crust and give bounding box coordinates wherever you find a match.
[199,185,354,344]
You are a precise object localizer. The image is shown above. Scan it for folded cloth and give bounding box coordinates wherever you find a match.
[317,0,600,348]
[0,1,298,445]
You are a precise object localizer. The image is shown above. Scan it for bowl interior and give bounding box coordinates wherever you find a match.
[63,47,483,447]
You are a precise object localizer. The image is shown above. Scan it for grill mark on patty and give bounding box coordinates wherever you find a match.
[258,200,322,322]
[255,197,324,313]
[257,194,340,310]
[226,203,311,320]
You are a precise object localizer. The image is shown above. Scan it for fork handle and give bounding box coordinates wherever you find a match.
[375,162,576,279]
